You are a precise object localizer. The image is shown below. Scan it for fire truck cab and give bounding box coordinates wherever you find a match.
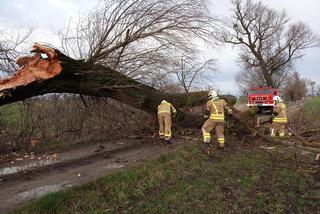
[247,86,280,114]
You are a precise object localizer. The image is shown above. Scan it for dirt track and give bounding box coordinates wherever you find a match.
[0,139,185,213]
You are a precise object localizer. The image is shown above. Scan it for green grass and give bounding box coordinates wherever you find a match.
[13,145,320,214]
[304,96,320,119]
[0,102,23,123]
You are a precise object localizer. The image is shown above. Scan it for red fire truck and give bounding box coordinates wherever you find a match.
[247,86,280,114]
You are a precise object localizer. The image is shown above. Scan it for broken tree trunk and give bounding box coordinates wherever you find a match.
[0,44,236,116]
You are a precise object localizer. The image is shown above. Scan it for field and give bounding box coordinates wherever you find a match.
[13,144,320,214]
[304,96,320,119]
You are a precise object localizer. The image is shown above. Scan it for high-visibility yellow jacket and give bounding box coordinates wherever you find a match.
[157,101,177,115]
[205,98,232,122]
[273,101,288,123]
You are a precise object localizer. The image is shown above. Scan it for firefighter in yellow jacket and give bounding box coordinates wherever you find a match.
[158,100,177,143]
[270,96,288,138]
[202,90,232,150]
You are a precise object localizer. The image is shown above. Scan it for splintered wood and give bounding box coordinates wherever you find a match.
[0,44,62,93]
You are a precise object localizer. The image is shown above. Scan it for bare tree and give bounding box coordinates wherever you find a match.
[59,0,222,84]
[283,72,308,101]
[173,54,215,92]
[0,27,33,74]
[309,81,316,96]
[224,0,319,88]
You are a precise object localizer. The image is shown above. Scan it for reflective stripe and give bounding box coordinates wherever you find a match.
[158,110,171,114]
[159,132,164,135]
[273,103,287,123]
[279,132,285,137]
[203,132,211,142]
[209,100,225,120]
[210,115,224,120]
[217,137,225,143]
[273,118,288,123]
[165,133,172,137]
[203,137,210,142]
[218,138,225,147]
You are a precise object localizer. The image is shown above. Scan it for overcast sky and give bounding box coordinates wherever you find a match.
[0,0,319,94]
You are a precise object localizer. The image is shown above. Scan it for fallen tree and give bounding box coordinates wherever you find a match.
[0,44,235,116]
[1,44,318,152]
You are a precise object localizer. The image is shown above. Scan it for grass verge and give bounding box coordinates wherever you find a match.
[13,144,320,214]
[304,96,320,119]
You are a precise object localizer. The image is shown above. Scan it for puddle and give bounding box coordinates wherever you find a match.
[106,163,125,169]
[15,181,73,201]
[0,160,56,176]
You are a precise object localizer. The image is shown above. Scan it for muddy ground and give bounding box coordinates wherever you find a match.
[0,137,191,213]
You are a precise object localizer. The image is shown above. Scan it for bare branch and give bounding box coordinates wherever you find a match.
[0,27,33,75]
[224,0,319,88]
[59,0,222,85]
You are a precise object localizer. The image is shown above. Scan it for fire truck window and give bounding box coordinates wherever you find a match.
[250,89,271,94]
[249,90,274,94]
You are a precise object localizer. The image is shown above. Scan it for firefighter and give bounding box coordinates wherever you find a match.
[202,90,232,150]
[157,100,177,143]
[270,96,288,138]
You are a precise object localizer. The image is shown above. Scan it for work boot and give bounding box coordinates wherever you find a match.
[208,143,214,148]
[202,142,209,148]
[219,146,225,153]
[166,140,172,145]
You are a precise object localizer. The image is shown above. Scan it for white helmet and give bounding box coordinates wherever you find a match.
[273,96,283,102]
[161,100,167,104]
[208,90,218,99]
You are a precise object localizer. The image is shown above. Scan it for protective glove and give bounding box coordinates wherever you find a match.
[172,112,177,119]
[204,110,210,119]
[271,111,278,118]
